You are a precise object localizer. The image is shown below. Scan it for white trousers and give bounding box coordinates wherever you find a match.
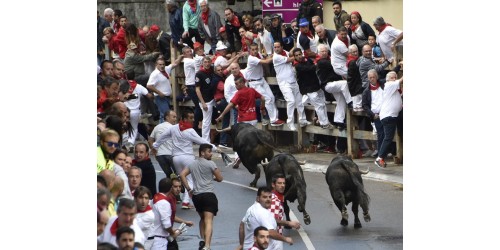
[305,89,329,126]
[352,94,363,109]
[150,237,168,250]
[128,109,141,145]
[249,79,279,123]
[144,238,153,250]
[277,81,306,125]
[173,154,195,204]
[333,63,348,78]
[199,99,215,142]
[324,80,352,123]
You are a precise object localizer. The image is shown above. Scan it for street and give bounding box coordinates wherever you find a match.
[150,151,403,250]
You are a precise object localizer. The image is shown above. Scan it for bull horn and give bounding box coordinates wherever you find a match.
[359,165,370,175]
[298,160,306,165]
[261,158,270,166]
[216,126,232,133]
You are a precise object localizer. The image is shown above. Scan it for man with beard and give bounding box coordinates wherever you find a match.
[115,226,135,250]
[133,143,157,195]
[248,227,270,250]
[332,1,350,31]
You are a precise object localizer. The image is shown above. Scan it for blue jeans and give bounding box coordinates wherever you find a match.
[378,116,398,159]
[214,99,230,145]
[373,118,385,154]
[154,95,170,123]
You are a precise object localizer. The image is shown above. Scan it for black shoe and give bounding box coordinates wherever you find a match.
[347,102,353,110]
[199,240,205,250]
[334,122,346,131]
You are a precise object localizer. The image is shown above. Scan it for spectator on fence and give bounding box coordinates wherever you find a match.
[297,18,318,59]
[103,28,120,60]
[112,9,123,33]
[182,46,203,135]
[182,0,204,49]
[372,16,403,63]
[315,24,336,51]
[196,56,218,142]
[254,17,274,56]
[242,14,254,33]
[198,0,223,54]
[357,44,391,89]
[330,26,350,79]
[224,8,243,52]
[332,1,350,31]
[165,0,184,51]
[349,11,375,52]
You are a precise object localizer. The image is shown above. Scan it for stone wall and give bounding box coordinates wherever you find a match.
[97,0,261,33]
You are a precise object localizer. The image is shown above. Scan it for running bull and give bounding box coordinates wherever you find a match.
[325,155,371,228]
[217,123,278,187]
[263,153,311,225]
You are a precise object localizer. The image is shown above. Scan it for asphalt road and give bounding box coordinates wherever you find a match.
[150,153,403,250]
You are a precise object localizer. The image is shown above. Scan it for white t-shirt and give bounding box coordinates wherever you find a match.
[135,209,155,238]
[183,57,196,86]
[242,202,279,250]
[150,121,174,155]
[194,54,204,73]
[150,198,173,237]
[379,80,402,120]
[377,26,403,61]
[214,55,229,68]
[245,55,264,80]
[330,35,349,68]
[147,65,173,96]
[272,51,295,83]
[370,87,384,115]
[224,74,238,101]
[125,84,148,111]
[258,29,274,55]
[152,124,217,157]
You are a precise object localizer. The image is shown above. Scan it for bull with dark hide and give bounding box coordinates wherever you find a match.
[217,123,278,187]
[325,155,371,228]
[263,153,311,225]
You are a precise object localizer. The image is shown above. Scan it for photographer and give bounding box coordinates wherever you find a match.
[282,18,297,52]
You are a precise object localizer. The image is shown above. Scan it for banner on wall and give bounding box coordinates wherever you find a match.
[261,0,324,24]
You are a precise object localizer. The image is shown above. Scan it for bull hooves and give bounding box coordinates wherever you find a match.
[304,219,311,225]
[340,219,348,226]
[354,223,362,228]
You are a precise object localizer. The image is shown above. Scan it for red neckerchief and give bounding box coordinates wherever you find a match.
[229,15,240,27]
[350,24,358,32]
[302,30,313,39]
[153,192,167,204]
[132,156,150,166]
[252,53,261,59]
[109,218,120,236]
[370,82,380,90]
[249,243,263,250]
[314,54,329,64]
[138,205,152,213]
[292,57,307,66]
[188,0,197,13]
[160,70,170,79]
[376,24,391,34]
[346,55,358,67]
[201,9,209,25]
[338,35,349,48]
[179,120,193,131]
[276,50,287,57]
[153,193,177,226]
[128,80,138,94]
[272,190,284,202]
[199,65,212,74]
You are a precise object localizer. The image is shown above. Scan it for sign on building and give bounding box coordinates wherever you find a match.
[262,0,324,24]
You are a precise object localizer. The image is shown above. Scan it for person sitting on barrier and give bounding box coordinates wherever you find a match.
[196,56,218,143]
[315,43,353,130]
[292,48,333,129]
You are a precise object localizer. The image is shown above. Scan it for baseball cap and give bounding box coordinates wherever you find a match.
[193,42,203,51]
[150,25,160,32]
[219,26,226,33]
[299,18,309,27]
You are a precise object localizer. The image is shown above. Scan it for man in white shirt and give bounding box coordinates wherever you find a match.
[330,26,350,78]
[182,46,203,135]
[253,17,274,56]
[146,56,183,123]
[98,198,145,247]
[374,71,402,169]
[133,186,154,249]
[373,16,403,63]
[272,42,310,131]
[121,79,151,146]
[245,43,284,127]
[213,41,241,70]
[238,187,293,250]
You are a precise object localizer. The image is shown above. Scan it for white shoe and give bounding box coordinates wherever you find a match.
[299,121,312,127]
[288,123,297,131]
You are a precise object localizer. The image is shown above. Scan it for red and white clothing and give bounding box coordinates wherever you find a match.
[97,216,145,247]
[330,35,350,77]
[269,191,285,235]
[183,57,197,86]
[377,26,402,62]
[231,87,262,123]
[324,80,352,124]
[224,74,239,102]
[379,80,402,120]
[136,205,155,249]
[194,54,204,73]
[125,84,149,145]
[245,54,279,123]
[241,202,279,250]
[213,54,229,68]
[257,29,274,55]
[150,193,176,250]
[370,84,384,115]
[147,65,174,97]
[272,51,307,126]
[248,243,264,250]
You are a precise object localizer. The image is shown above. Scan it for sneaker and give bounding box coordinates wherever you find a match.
[335,122,346,131]
[199,240,205,250]
[300,120,312,127]
[321,123,334,129]
[374,158,387,169]
[218,144,230,149]
[182,202,194,209]
[288,123,297,131]
[347,102,353,110]
[270,119,285,127]
[362,150,374,157]
[261,119,270,126]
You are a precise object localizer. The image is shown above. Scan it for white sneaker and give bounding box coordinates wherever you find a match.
[288,123,297,131]
[299,121,312,127]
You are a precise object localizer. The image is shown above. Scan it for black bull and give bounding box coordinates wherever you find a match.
[325,155,371,228]
[218,123,278,187]
[264,153,311,225]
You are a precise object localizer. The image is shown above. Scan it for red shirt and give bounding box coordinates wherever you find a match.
[230,87,262,122]
[214,79,225,101]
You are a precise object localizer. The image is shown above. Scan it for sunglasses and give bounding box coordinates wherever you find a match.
[106,141,120,148]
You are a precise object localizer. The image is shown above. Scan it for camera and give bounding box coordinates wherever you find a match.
[127,93,138,100]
